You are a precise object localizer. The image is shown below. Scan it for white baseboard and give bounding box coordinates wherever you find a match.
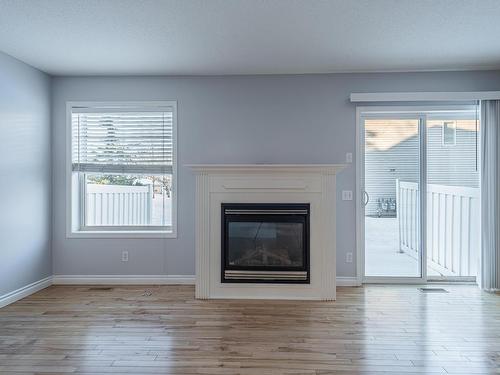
[0,276,53,308]
[53,275,359,287]
[52,275,196,285]
[336,277,360,286]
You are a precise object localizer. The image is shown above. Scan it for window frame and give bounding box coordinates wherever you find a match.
[442,120,457,146]
[66,101,178,238]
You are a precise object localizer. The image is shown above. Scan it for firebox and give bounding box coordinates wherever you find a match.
[221,203,310,283]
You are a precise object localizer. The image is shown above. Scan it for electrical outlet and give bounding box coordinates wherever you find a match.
[121,250,129,262]
[345,152,353,163]
[342,190,353,201]
[346,252,353,263]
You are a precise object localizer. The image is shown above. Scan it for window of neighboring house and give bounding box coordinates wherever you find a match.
[68,102,177,238]
[442,120,456,146]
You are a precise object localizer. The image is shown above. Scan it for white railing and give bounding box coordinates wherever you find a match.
[396,180,480,277]
[396,180,420,255]
[86,184,153,226]
[426,184,480,277]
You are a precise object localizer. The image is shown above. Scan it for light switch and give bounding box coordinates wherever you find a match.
[346,152,353,163]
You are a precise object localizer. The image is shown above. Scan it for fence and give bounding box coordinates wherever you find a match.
[86,184,153,226]
[396,180,480,277]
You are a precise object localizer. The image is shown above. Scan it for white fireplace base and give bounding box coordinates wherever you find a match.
[188,164,345,301]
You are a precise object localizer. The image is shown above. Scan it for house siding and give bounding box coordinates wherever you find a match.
[365,118,479,216]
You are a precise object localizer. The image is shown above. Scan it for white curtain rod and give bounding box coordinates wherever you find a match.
[350,91,500,102]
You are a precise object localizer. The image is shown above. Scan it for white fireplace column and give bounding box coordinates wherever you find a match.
[187,164,345,301]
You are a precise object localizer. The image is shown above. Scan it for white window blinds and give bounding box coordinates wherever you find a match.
[71,106,174,174]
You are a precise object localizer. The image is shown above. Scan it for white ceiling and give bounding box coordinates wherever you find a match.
[1,0,500,76]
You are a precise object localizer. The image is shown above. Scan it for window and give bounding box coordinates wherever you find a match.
[442,120,456,146]
[68,102,176,237]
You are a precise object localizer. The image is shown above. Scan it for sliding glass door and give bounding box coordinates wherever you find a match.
[363,116,424,280]
[360,106,480,282]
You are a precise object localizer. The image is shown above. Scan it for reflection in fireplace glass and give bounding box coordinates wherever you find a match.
[227,222,304,267]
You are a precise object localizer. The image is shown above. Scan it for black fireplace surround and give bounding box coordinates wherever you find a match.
[221,203,310,283]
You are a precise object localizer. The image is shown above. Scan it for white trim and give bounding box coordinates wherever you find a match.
[336,277,360,286]
[419,115,428,281]
[357,105,478,115]
[0,276,52,309]
[65,101,178,239]
[66,230,177,239]
[185,164,346,174]
[350,91,500,102]
[52,275,196,285]
[360,277,430,284]
[355,107,364,286]
[53,275,358,287]
[69,101,176,109]
[66,102,72,238]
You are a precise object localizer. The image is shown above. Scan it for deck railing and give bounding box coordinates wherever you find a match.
[396,180,420,255]
[396,180,480,277]
[86,184,153,226]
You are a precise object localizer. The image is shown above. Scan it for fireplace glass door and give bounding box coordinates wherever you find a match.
[222,203,310,283]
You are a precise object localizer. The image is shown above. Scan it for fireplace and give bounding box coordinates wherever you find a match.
[189,164,344,300]
[221,203,310,283]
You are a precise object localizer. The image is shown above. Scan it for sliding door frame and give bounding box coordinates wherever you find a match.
[356,105,477,284]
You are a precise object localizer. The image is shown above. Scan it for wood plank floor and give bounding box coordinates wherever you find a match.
[0,284,499,374]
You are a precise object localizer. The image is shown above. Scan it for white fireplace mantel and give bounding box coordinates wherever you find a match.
[187,164,345,301]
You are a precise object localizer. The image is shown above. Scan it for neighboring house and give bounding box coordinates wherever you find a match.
[365,119,479,216]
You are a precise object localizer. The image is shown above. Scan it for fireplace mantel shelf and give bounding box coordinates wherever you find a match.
[186,164,346,174]
[188,163,345,301]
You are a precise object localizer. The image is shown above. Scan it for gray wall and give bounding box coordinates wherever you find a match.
[51,71,500,278]
[0,52,51,295]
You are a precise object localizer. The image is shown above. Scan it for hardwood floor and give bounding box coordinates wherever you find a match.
[0,284,499,374]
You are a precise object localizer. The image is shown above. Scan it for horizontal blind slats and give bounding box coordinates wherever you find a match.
[72,163,173,174]
[72,110,173,174]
